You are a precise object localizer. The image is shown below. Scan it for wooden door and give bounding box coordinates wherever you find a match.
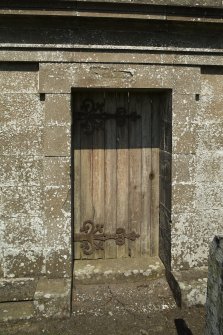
[73,91,159,260]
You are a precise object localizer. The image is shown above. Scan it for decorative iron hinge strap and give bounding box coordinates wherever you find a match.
[76,98,141,134]
[74,220,140,255]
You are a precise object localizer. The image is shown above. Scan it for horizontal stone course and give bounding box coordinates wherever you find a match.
[34,277,71,318]
[0,278,37,303]
[0,301,34,322]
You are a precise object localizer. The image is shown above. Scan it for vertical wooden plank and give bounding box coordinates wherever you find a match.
[128,92,142,258]
[150,95,160,256]
[104,92,117,259]
[141,94,152,256]
[73,94,81,259]
[150,148,160,256]
[80,92,94,259]
[116,91,129,258]
[92,92,105,259]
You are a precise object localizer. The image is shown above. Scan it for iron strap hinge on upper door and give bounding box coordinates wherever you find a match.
[77,98,141,134]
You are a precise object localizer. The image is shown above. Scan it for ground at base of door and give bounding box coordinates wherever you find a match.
[0,279,205,335]
[0,306,205,335]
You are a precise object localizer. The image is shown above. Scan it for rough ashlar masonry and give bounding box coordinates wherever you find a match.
[0,0,223,320]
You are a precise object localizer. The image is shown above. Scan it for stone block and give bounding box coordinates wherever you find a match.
[199,94,223,123]
[1,186,43,217]
[197,122,223,152]
[0,278,37,302]
[74,257,165,285]
[172,93,198,123]
[171,211,213,270]
[196,183,223,211]
[172,154,196,183]
[169,268,208,307]
[45,218,70,248]
[173,67,201,94]
[44,126,70,156]
[34,277,71,318]
[44,94,71,126]
[0,63,38,93]
[0,156,43,187]
[0,125,43,156]
[196,151,223,182]
[39,63,173,93]
[201,69,223,97]
[44,186,71,219]
[3,216,45,248]
[0,93,43,126]
[45,249,72,278]
[3,249,44,278]
[172,184,196,213]
[172,122,197,154]
[43,157,70,187]
[0,301,34,322]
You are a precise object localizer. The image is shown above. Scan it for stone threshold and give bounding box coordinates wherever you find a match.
[73,256,165,285]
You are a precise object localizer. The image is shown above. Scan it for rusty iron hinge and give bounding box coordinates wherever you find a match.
[76,98,141,134]
[74,220,140,256]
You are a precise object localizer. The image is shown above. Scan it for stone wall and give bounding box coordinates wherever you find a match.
[0,63,72,320]
[205,236,223,335]
[0,2,223,318]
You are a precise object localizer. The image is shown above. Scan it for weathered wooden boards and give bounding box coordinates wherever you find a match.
[73,91,159,259]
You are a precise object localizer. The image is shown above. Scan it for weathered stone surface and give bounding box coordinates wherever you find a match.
[199,95,223,123]
[197,122,223,152]
[1,51,223,66]
[45,249,71,278]
[44,94,71,126]
[3,249,44,278]
[169,268,208,307]
[171,210,218,270]
[1,186,43,217]
[205,236,223,335]
[39,64,173,93]
[172,154,196,184]
[172,93,198,123]
[0,93,43,126]
[0,301,34,322]
[0,64,38,93]
[0,125,43,156]
[43,126,70,156]
[197,183,223,211]
[172,67,201,94]
[0,278,37,302]
[3,216,44,249]
[74,257,164,285]
[34,277,71,318]
[172,122,197,154]
[172,184,196,213]
[43,157,70,187]
[45,218,70,248]
[44,186,71,219]
[196,151,223,182]
[0,156,43,187]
